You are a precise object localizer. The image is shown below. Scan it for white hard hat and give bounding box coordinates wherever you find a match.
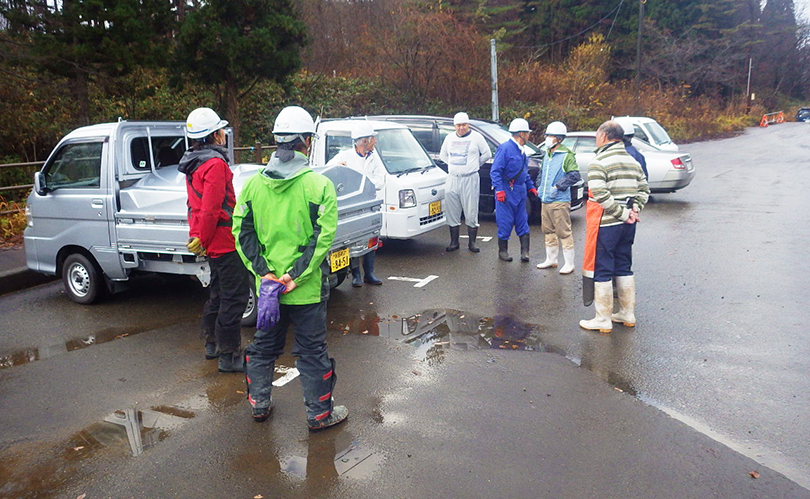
[544,121,567,136]
[273,106,317,142]
[186,107,228,139]
[453,112,470,125]
[351,122,378,140]
[508,118,531,133]
[615,117,635,136]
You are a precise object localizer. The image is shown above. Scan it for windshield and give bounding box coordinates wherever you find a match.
[375,128,434,173]
[645,121,673,145]
[474,121,542,156]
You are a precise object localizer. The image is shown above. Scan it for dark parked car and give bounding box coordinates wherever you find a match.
[795,108,810,122]
[352,115,586,217]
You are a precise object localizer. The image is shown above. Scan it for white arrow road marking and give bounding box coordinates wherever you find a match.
[273,366,300,387]
[387,275,439,288]
[459,235,493,242]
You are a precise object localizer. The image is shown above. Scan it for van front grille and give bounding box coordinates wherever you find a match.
[420,212,444,226]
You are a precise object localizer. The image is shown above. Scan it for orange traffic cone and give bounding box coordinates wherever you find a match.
[760,115,769,127]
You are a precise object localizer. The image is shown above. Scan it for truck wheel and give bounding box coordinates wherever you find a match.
[62,253,104,304]
[329,269,348,289]
[241,281,257,327]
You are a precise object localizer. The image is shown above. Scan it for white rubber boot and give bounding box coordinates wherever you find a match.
[536,245,559,269]
[559,248,575,274]
[611,275,636,326]
[579,281,613,333]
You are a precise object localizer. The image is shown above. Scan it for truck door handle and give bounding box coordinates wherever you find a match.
[91,198,104,208]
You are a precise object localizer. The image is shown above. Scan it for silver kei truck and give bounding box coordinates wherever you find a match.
[24,121,382,323]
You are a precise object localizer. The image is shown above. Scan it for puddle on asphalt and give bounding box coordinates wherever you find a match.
[0,326,155,370]
[335,308,639,396]
[336,309,551,365]
[279,438,383,481]
[0,405,194,498]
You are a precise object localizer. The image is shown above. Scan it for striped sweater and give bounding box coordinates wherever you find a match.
[587,141,650,226]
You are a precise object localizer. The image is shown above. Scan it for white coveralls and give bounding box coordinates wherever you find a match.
[326,147,385,194]
[439,130,491,228]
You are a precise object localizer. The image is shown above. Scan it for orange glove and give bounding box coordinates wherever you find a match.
[496,191,506,203]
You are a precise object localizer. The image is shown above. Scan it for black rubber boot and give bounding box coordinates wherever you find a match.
[446,225,460,252]
[218,350,245,373]
[351,267,362,287]
[204,342,219,360]
[498,239,513,262]
[519,234,530,262]
[363,251,382,285]
[467,226,480,253]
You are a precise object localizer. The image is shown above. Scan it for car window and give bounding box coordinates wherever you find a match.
[375,128,434,173]
[632,124,650,143]
[644,121,673,145]
[324,131,353,165]
[567,136,597,153]
[438,124,455,153]
[403,122,436,153]
[44,141,103,189]
[130,135,186,171]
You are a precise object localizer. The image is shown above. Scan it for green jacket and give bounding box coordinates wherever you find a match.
[232,151,338,305]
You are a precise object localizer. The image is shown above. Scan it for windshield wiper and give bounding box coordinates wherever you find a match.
[419,164,436,174]
[396,167,423,178]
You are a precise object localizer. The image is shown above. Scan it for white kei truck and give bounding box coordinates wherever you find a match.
[311,119,448,239]
[23,121,383,324]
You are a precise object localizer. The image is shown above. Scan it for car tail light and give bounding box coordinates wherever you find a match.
[368,237,379,249]
[670,157,686,170]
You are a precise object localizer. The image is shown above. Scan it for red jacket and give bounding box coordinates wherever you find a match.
[179,147,236,258]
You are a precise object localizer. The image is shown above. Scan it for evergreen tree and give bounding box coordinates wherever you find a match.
[172,0,306,143]
[0,0,174,125]
[757,0,802,98]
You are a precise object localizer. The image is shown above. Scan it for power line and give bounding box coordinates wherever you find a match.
[510,0,626,50]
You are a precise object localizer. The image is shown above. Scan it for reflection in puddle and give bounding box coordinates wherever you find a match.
[341,309,547,365]
[280,438,383,481]
[0,405,194,498]
[337,309,639,396]
[103,407,193,456]
[0,326,156,370]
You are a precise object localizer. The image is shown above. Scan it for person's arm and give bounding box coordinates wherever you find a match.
[476,134,492,166]
[490,145,506,193]
[197,160,229,249]
[366,154,386,190]
[439,135,450,165]
[634,167,651,212]
[287,177,338,286]
[232,178,272,277]
[325,149,347,167]
[555,151,581,191]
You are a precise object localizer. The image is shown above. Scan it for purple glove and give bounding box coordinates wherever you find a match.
[257,278,286,331]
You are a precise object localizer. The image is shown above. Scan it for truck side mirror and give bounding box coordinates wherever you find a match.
[34,171,49,195]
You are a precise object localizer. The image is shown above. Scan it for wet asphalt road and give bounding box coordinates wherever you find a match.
[1,123,809,498]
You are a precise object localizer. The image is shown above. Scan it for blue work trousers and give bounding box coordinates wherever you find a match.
[594,223,636,282]
[245,301,336,424]
[495,189,529,240]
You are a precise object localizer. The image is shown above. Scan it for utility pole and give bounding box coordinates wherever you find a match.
[491,39,499,122]
[745,57,753,113]
[634,0,645,115]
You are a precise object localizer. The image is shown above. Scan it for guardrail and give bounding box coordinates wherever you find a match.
[0,143,277,215]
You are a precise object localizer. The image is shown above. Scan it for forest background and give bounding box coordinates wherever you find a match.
[0,0,808,211]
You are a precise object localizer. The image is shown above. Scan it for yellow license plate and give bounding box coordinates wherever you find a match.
[329,247,350,272]
[429,200,441,216]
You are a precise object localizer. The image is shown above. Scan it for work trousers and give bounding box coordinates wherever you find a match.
[445,173,480,228]
[201,250,250,354]
[245,301,336,424]
[594,223,636,282]
[495,188,529,240]
[540,202,573,249]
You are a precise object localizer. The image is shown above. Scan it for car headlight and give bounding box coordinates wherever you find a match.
[399,189,416,208]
